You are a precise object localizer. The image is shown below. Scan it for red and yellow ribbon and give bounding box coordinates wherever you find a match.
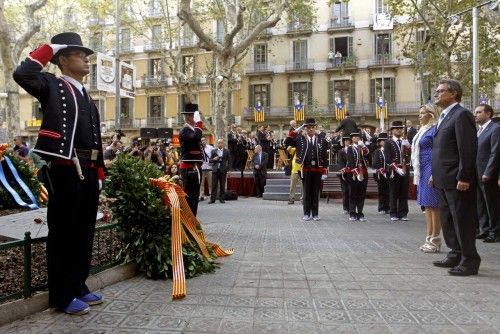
[149,176,234,300]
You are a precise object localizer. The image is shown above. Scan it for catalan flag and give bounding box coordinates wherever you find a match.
[294,102,305,121]
[375,97,388,120]
[254,102,265,123]
[335,100,346,120]
[479,95,489,105]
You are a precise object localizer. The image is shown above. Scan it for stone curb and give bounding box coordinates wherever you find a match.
[0,262,137,326]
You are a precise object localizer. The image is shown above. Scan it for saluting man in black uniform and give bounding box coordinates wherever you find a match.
[295,118,328,221]
[179,103,204,216]
[372,132,390,214]
[13,32,105,315]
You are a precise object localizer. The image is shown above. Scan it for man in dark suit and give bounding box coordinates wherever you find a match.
[209,139,230,204]
[406,120,418,145]
[179,103,204,216]
[251,145,268,197]
[13,32,105,315]
[431,79,481,276]
[334,113,357,136]
[474,104,500,243]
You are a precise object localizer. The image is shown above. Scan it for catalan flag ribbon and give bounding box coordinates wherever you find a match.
[294,102,305,122]
[375,97,388,120]
[254,102,265,123]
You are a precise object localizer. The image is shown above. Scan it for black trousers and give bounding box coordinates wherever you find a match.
[375,174,390,212]
[302,171,322,216]
[339,176,349,211]
[347,176,367,217]
[211,170,227,201]
[439,187,481,269]
[254,171,266,196]
[180,167,200,216]
[46,165,99,309]
[477,178,500,236]
[389,173,409,218]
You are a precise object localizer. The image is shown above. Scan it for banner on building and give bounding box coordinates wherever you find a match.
[254,102,265,123]
[375,97,388,120]
[335,100,346,121]
[96,52,136,99]
[294,102,304,122]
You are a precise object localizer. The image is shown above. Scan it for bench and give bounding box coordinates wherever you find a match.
[321,174,380,203]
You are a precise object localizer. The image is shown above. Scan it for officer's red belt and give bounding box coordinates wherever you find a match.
[302,167,326,173]
[51,158,105,180]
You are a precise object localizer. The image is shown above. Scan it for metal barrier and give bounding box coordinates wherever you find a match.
[0,222,123,304]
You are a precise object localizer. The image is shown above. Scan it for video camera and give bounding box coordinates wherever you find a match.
[115,129,126,141]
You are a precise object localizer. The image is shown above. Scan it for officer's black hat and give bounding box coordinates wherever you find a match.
[341,136,351,142]
[350,129,361,138]
[304,118,316,126]
[377,132,388,142]
[389,120,405,130]
[50,32,94,65]
[181,103,198,114]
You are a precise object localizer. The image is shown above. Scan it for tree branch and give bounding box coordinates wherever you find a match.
[224,4,245,49]
[13,0,48,61]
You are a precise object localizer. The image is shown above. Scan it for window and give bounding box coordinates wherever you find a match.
[216,20,225,42]
[375,33,391,61]
[254,44,267,70]
[288,82,312,107]
[329,37,353,58]
[32,101,42,120]
[249,84,271,108]
[149,0,161,15]
[328,80,353,107]
[120,98,134,127]
[370,78,395,104]
[182,55,195,77]
[148,58,163,78]
[421,76,433,103]
[90,64,98,87]
[292,40,307,68]
[92,99,105,121]
[152,25,162,45]
[183,25,194,45]
[331,1,349,25]
[121,28,131,52]
[375,0,389,14]
[148,96,164,119]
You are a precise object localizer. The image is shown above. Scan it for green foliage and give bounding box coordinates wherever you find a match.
[0,151,41,210]
[105,154,216,279]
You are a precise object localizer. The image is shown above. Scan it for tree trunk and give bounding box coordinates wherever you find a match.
[5,77,20,141]
[213,57,231,141]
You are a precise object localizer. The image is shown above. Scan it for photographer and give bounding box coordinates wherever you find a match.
[144,141,165,170]
[103,140,123,169]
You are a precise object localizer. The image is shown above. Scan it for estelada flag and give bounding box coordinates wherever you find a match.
[254,103,264,123]
[294,103,304,122]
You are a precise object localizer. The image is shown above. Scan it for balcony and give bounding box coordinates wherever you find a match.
[148,8,163,17]
[143,75,171,88]
[144,42,163,52]
[285,59,315,73]
[327,17,354,33]
[119,44,134,54]
[245,62,274,76]
[368,54,400,69]
[88,17,105,26]
[286,23,313,36]
[326,56,358,71]
[180,38,198,49]
[146,116,167,127]
[25,119,42,130]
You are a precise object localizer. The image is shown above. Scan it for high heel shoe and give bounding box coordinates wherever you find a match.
[422,236,441,253]
[419,235,431,251]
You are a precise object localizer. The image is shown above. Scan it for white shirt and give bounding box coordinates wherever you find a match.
[201,144,214,170]
[61,75,84,96]
[477,119,492,137]
[437,102,458,128]
[307,135,316,145]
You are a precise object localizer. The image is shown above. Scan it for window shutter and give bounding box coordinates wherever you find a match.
[348,37,353,57]
[249,84,255,108]
[370,79,375,103]
[288,82,293,108]
[147,96,150,118]
[328,81,333,107]
[266,84,271,108]
[161,96,165,117]
[329,38,334,52]
[307,82,312,108]
[390,78,396,102]
[349,80,356,104]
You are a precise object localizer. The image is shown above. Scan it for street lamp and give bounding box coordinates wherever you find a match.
[449,0,496,107]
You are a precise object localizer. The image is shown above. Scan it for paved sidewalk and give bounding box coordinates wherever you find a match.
[1,198,500,333]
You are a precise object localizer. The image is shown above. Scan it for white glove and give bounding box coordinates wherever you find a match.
[395,167,405,176]
[321,174,328,180]
[357,140,365,147]
[402,139,410,147]
[98,180,103,191]
[50,44,68,54]
[296,124,305,132]
[193,111,201,123]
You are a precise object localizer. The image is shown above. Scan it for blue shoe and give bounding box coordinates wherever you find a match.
[64,298,90,315]
[80,292,103,305]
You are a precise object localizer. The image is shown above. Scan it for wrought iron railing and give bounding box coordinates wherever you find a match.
[0,223,123,304]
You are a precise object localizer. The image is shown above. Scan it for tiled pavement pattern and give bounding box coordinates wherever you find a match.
[1,198,500,334]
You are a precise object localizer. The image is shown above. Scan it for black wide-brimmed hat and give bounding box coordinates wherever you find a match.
[304,118,316,126]
[181,103,199,114]
[389,120,405,130]
[50,32,94,65]
[341,136,351,141]
[377,132,388,141]
[350,129,361,138]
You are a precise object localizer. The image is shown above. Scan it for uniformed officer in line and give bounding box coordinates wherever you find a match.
[13,32,105,315]
[179,103,204,216]
[346,130,370,221]
[372,132,390,214]
[384,120,411,221]
[337,136,352,215]
[295,118,328,221]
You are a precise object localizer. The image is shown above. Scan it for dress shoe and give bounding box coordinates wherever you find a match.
[219,199,225,204]
[483,235,500,243]
[199,196,205,201]
[358,216,367,222]
[400,217,408,221]
[476,232,488,239]
[312,216,321,221]
[433,258,459,268]
[390,217,399,221]
[256,195,262,198]
[208,200,215,204]
[348,216,357,221]
[64,298,90,315]
[79,292,103,305]
[448,266,478,276]
[302,215,311,221]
